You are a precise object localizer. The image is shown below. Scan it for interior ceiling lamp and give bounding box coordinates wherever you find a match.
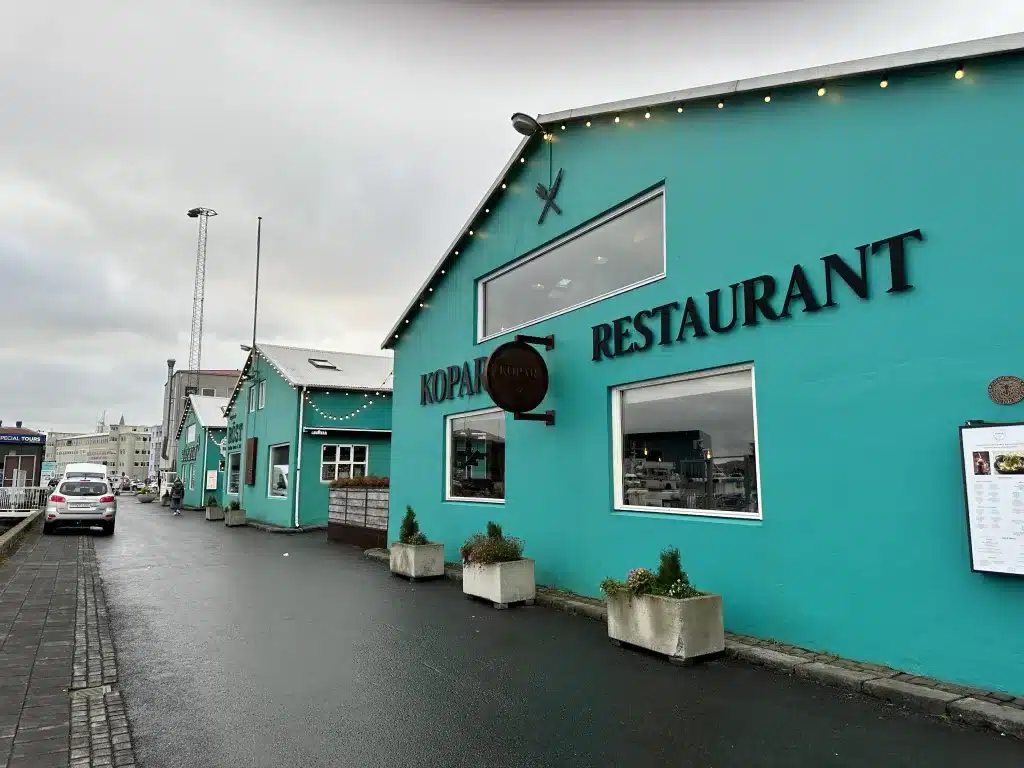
[511,112,544,137]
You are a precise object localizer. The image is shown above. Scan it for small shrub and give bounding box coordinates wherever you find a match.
[460,521,524,564]
[228,500,241,511]
[600,548,703,599]
[136,487,151,496]
[206,495,218,507]
[399,506,428,545]
[330,475,390,489]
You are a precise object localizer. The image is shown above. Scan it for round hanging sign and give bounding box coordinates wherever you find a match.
[483,340,550,413]
[988,375,1024,406]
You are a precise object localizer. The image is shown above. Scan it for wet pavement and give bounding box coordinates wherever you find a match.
[98,502,1024,768]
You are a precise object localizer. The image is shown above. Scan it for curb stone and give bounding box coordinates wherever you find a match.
[246,522,327,534]
[361,545,1024,740]
[0,509,43,560]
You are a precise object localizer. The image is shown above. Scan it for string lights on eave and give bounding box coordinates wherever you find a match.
[303,371,394,422]
[388,58,973,348]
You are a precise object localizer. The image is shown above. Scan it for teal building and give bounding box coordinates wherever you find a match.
[381,34,1024,695]
[221,343,393,528]
[174,394,229,509]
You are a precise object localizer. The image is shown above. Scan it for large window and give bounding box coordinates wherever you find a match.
[612,364,761,519]
[186,424,196,443]
[268,443,290,498]
[320,445,368,482]
[478,189,665,340]
[227,453,241,494]
[446,408,506,503]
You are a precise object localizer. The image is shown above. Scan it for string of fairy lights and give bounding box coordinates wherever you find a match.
[387,60,972,348]
[302,370,394,422]
[223,346,394,422]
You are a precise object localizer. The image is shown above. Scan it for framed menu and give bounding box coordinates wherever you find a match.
[959,422,1024,576]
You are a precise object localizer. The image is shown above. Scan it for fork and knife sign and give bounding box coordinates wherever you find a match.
[535,168,564,225]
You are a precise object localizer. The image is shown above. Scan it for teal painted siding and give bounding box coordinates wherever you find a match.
[221,402,244,508]
[176,408,204,508]
[296,389,392,526]
[203,427,225,504]
[389,54,1024,695]
[238,356,299,528]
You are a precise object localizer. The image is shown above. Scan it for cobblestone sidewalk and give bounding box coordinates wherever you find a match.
[0,525,137,768]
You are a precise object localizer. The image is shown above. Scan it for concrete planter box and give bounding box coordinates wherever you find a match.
[462,558,536,609]
[224,507,246,527]
[606,592,725,664]
[137,495,155,504]
[390,542,445,580]
[205,504,224,521]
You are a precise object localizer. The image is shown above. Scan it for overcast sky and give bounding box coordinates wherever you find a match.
[2,0,1022,433]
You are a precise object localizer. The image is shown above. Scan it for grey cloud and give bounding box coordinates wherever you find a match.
[2,0,1022,431]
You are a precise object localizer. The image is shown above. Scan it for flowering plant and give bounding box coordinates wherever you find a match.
[600,548,701,599]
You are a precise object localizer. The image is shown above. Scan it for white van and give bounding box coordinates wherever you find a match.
[61,463,109,482]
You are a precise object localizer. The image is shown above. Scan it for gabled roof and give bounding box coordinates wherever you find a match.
[175,395,229,439]
[225,343,394,411]
[380,30,1024,350]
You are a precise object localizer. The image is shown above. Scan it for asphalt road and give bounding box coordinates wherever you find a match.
[96,503,1024,768]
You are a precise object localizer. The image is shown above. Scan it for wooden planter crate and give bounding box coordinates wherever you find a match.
[327,487,388,549]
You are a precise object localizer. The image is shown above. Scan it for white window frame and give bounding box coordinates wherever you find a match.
[611,363,763,521]
[319,444,369,483]
[267,442,290,499]
[476,187,666,342]
[226,452,241,495]
[444,406,506,504]
[201,388,216,396]
[258,380,266,409]
[248,385,256,413]
[188,463,195,491]
[186,424,196,444]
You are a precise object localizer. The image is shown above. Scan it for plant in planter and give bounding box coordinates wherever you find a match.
[460,521,535,609]
[136,487,155,504]
[389,506,445,581]
[601,547,724,665]
[205,494,224,522]
[224,499,245,527]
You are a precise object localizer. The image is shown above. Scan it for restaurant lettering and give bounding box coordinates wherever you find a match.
[226,422,244,450]
[592,229,923,361]
[421,356,489,405]
[182,444,200,462]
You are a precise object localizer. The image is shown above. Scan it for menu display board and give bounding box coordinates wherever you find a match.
[959,422,1024,576]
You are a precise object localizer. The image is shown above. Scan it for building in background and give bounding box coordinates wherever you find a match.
[0,421,46,487]
[174,395,228,509]
[147,424,163,480]
[43,432,83,463]
[160,365,242,474]
[219,344,392,531]
[53,417,153,482]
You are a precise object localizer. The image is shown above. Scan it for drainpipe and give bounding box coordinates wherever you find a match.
[293,386,305,528]
[200,426,208,509]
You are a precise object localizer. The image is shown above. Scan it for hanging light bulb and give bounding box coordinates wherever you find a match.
[585,120,591,127]
[879,77,888,88]
[954,64,965,79]
[614,116,620,123]
[817,86,827,97]
[764,94,771,103]
[677,105,683,113]
[644,111,650,119]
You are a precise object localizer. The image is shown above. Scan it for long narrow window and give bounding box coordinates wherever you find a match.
[268,443,290,498]
[445,408,506,503]
[227,453,241,494]
[478,188,665,341]
[612,364,761,519]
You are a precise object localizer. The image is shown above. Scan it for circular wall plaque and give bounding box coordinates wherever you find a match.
[483,340,550,413]
[988,376,1024,406]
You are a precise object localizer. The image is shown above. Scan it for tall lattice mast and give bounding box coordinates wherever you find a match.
[185,207,217,397]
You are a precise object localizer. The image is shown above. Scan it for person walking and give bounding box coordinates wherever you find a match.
[170,477,185,516]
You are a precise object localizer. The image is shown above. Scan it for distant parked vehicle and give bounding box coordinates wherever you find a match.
[62,463,109,482]
[45,478,117,536]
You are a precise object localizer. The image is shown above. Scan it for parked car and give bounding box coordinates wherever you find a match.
[44,478,117,536]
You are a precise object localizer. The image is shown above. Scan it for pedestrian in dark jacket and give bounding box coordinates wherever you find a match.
[170,479,185,516]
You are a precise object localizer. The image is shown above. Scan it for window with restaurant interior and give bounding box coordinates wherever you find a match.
[446,408,506,502]
[613,364,760,519]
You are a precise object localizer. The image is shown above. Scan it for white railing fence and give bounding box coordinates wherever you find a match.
[0,486,49,514]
